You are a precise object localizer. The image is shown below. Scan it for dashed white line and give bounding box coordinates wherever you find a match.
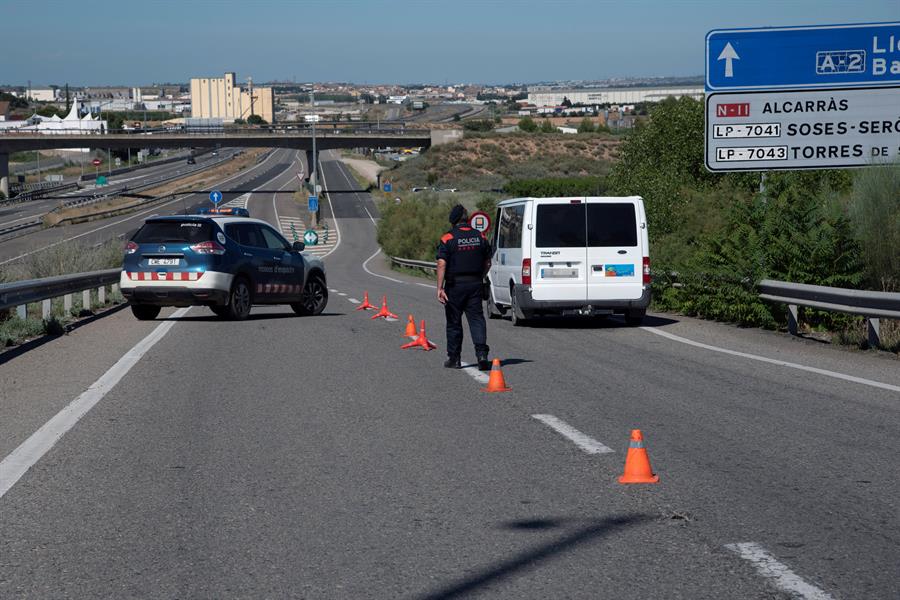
[642,326,900,394]
[0,307,191,498]
[329,288,338,293]
[725,542,834,600]
[531,414,615,454]
[337,292,347,296]
[348,298,360,304]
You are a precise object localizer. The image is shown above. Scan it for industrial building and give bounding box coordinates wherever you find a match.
[190,72,275,123]
[527,86,703,107]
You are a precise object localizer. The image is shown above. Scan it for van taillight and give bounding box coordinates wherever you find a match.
[125,241,138,254]
[643,257,651,284]
[522,258,532,285]
[190,241,226,255]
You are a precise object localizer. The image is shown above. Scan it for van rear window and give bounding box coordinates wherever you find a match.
[132,221,214,244]
[587,203,637,247]
[536,204,586,247]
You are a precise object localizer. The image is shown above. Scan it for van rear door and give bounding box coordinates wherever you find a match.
[586,199,643,301]
[531,199,587,302]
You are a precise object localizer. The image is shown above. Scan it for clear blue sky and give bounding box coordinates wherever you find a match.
[1,0,896,86]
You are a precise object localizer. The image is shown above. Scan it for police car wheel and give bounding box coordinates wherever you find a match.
[226,278,252,320]
[292,275,327,316]
[131,304,161,321]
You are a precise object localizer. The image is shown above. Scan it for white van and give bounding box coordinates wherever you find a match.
[485,196,651,325]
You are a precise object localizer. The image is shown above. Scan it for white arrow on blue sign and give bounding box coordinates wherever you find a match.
[308,195,318,213]
[209,190,223,204]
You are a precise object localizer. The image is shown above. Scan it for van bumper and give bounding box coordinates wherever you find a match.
[512,285,651,315]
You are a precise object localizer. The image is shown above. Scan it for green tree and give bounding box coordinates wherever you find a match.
[518,116,537,132]
[247,114,267,125]
[462,119,494,132]
[539,119,556,133]
[576,117,596,134]
[561,96,572,108]
[35,105,64,118]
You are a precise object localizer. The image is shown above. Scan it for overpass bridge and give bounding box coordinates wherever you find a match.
[0,127,458,196]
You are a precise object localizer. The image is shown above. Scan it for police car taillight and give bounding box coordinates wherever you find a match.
[643,256,651,284]
[190,241,226,255]
[125,241,138,254]
[522,258,532,285]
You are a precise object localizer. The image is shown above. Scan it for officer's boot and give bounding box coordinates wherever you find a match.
[476,351,491,371]
[444,355,461,369]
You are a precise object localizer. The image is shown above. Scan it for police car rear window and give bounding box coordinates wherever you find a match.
[132,221,214,244]
[587,203,637,247]
[536,204,586,247]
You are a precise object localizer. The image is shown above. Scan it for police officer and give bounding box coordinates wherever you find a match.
[436,204,491,370]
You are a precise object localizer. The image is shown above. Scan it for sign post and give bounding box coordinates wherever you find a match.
[705,22,900,172]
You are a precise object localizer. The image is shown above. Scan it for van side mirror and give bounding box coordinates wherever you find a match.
[292,241,305,252]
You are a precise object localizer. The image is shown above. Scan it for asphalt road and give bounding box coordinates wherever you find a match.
[0,148,296,266]
[0,153,898,598]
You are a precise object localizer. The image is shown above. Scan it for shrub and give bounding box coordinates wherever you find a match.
[462,119,494,132]
[539,120,556,133]
[849,163,900,291]
[577,118,596,134]
[505,176,607,197]
[24,239,124,280]
[518,117,537,132]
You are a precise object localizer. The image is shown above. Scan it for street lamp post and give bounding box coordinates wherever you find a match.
[310,90,317,227]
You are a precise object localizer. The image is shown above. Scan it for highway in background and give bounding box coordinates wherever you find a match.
[0,148,300,266]
[0,152,897,598]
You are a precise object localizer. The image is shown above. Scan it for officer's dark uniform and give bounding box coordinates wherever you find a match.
[437,223,490,364]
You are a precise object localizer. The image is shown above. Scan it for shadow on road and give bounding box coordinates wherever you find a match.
[414,513,653,600]
[512,313,679,330]
[161,311,346,322]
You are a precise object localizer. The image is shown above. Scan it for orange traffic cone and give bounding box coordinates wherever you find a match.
[404,314,418,338]
[371,295,399,320]
[618,429,659,484]
[401,320,437,350]
[356,291,377,311]
[482,359,511,392]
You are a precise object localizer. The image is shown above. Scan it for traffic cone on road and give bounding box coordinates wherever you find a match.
[482,359,511,392]
[356,291,377,311]
[371,296,399,320]
[401,320,437,350]
[618,429,659,484]
[404,314,418,338]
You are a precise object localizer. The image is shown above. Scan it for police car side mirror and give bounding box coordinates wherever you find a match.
[292,241,305,252]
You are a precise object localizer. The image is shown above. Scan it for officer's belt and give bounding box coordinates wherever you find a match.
[447,273,482,283]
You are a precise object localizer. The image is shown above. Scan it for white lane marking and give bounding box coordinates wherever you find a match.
[363,205,377,226]
[0,307,191,499]
[0,150,281,266]
[642,327,900,394]
[316,159,342,260]
[337,292,347,296]
[363,247,403,283]
[531,414,615,455]
[415,282,433,288]
[329,288,338,293]
[461,365,490,384]
[725,543,834,600]
[348,298,360,304]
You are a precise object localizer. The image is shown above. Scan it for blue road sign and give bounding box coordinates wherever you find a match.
[383,182,392,192]
[706,22,900,91]
[209,190,223,204]
[308,195,319,213]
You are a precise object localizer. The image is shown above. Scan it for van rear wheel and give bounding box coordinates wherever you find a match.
[510,294,530,327]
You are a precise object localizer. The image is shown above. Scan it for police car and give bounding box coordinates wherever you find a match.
[120,213,327,320]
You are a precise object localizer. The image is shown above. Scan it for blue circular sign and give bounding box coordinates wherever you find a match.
[209,190,223,204]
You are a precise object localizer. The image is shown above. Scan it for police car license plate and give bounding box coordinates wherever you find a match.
[148,258,179,266]
[541,268,577,278]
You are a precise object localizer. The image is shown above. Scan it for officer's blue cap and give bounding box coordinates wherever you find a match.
[449,204,466,224]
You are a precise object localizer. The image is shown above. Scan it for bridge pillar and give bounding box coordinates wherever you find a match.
[0,152,8,198]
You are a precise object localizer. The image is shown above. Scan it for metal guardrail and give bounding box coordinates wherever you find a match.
[758,279,900,348]
[391,256,437,271]
[0,268,121,320]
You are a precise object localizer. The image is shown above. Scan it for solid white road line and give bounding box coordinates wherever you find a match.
[531,414,615,455]
[316,159,342,260]
[725,542,834,600]
[363,247,404,283]
[642,327,900,394]
[0,150,282,266]
[415,282,433,288]
[461,365,490,384]
[0,307,191,499]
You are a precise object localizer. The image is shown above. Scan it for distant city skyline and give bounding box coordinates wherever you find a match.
[1,0,896,86]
